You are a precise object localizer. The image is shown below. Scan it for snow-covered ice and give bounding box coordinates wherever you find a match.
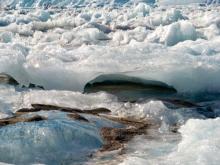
[0,0,220,165]
[119,118,220,165]
[0,3,220,93]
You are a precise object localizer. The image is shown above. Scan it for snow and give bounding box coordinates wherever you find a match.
[0,5,220,93]
[168,118,220,165]
[1,0,217,9]
[119,118,220,165]
[147,20,198,46]
[158,0,206,5]
[0,1,220,165]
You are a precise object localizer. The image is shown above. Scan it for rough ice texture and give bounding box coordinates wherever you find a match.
[0,1,220,165]
[1,0,216,9]
[158,0,206,5]
[147,20,198,46]
[0,119,102,164]
[0,86,206,128]
[168,118,220,165]
[119,118,220,165]
[0,0,155,8]
[1,5,220,93]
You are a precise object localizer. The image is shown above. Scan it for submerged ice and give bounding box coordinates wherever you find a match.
[0,120,102,165]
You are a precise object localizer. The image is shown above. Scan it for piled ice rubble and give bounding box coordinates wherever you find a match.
[119,118,220,165]
[1,0,154,8]
[0,4,220,93]
[2,0,219,9]
[168,118,220,164]
[0,1,219,165]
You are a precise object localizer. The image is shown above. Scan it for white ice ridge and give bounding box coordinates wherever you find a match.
[1,4,220,93]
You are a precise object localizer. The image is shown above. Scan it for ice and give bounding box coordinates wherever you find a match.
[132,3,151,17]
[147,20,198,46]
[0,5,219,93]
[17,89,207,128]
[0,2,220,164]
[0,32,13,43]
[118,118,220,165]
[168,118,220,165]
[0,86,128,164]
[34,10,51,22]
[0,84,219,164]
[0,163,13,165]
[0,87,124,164]
[1,38,220,93]
[1,0,215,9]
[2,0,217,9]
[158,0,206,5]
[0,0,151,8]
[20,90,119,110]
[0,85,22,118]
[148,8,185,27]
[0,119,102,165]
[0,85,205,124]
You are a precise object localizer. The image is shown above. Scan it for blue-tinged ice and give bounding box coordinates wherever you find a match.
[0,119,102,165]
